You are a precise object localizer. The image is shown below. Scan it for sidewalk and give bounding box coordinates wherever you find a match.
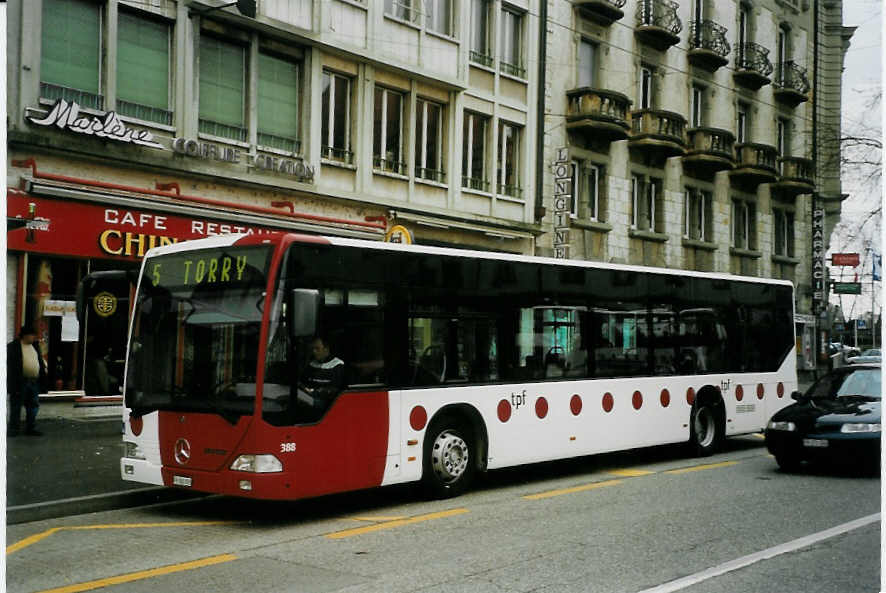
[6,401,195,524]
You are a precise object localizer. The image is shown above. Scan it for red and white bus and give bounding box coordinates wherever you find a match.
[116,232,797,500]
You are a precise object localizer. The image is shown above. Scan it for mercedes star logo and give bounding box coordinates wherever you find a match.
[174,438,191,465]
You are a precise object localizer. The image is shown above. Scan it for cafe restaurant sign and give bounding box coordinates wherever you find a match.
[26,100,315,182]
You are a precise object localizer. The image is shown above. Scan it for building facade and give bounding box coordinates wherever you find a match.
[538,0,852,376]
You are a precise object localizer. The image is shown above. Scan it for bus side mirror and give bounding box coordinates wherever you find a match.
[790,390,805,402]
[289,289,320,338]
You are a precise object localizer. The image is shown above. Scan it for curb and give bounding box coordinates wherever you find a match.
[7,487,206,525]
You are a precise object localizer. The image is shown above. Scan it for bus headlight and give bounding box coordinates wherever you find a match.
[766,421,796,432]
[124,441,146,460]
[840,423,881,433]
[230,454,283,473]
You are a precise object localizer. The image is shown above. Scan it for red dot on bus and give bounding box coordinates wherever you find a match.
[660,389,670,408]
[498,399,512,423]
[570,394,582,416]
[632,391,643,410]
[535,397,549,419]
[130,414,143,437]
[686,387,695,406]
[757,384,765,400]
[602,392,614,413]
[777,383,785,398]
[409,406,427,431]
[735,385,744,402]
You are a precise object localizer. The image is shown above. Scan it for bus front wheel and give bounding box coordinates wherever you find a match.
[422,417,475,499]
[689,402,722,456]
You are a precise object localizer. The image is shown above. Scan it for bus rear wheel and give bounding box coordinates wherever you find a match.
[423,418,475,499]
[689,402,722,456]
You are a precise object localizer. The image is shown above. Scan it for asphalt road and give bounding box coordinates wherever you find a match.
[6,437,880,593]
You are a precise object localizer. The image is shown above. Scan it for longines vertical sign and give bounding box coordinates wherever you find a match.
[812,207,825,314]
[552,148,571,259]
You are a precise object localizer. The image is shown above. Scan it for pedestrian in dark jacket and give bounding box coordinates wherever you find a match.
[7,324,48,436]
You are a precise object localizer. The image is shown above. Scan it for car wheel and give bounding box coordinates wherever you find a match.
[689,402,722,456]
[422,417,475,499]
[775,452,802,472]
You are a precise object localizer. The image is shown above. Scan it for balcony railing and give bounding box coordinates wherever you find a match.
[40,82,104,111]
[635,0,682,50]
[688,20,730,70]
[321,146,354,164]
[565,87,632,141]
[373,157,407,176]
[629,109,686,156]
[258,132,301,155]
[778,156,813,180]
[773,61,810,105]
[117,99,173,126]
[469,50,494,68]
[463,176,490,192]
[684,127,736,173]
[734,42,773,89]
[416,167,446,184]
[731,142,778,185]
[500,61,526,79]
[574,0,627,25]
[199,119,248,143]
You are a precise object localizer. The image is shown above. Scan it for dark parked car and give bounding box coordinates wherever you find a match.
[765,364,881,472]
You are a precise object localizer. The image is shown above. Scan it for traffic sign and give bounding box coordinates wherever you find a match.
[832,282,862,295]
[831,253,860,266]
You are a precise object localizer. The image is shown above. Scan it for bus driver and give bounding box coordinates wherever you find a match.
[297,336,346,420]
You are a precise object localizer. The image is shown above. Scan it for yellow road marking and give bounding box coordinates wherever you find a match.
[7,521,237,555]
[326,508,469,539]
[35,554,238,593]
[348,515,407,522]
[664,461,739,475]
[523,479,622,500]
[606,468,655,478]
[752,433,765,439]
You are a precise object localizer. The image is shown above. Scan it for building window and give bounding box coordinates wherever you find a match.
[500,8,524,78]
[738,5,750,45]
[578,39,597,88]
[199,35,247,142]
[776,117,790,156]
[690,85,704,128]
[573,162,603,221]
[321,71,353,163]
[415,99,445,183]
[41,0,102,109]
[640,66,654,109]
[773,208,795,257]
[373,86,405,175]
[497,122,521,198]
[463,111,490,191]
[385,0,415,22]
[684,187,712,241]
[470,0,493,66]
[258,53,300,154]
[427,0,452,35]
[732,198,757,249]
[736,101,750,143]
[116,11,171,125]
[631,175,663,232]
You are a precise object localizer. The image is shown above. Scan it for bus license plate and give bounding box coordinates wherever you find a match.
[173,475,193,487]
[803,438,828,448]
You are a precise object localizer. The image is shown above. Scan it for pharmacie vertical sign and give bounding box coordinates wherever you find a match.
[812,206,825,314]
[552,148,571,259]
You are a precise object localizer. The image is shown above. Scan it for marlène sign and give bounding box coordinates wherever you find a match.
[26,99,315,182]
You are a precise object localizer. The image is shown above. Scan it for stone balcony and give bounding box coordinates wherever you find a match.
[773,61,811,106]
[772,156,814,199]
[566,87,632,142]
[734,42,773,90]
[635,0,682,51]
[574,0,626,25]
[629,109,686,157]
[687,20,730,72]
[683,127,736,176]
[730,142,778,185]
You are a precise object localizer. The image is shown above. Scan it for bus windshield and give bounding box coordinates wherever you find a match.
[125,245,273,420]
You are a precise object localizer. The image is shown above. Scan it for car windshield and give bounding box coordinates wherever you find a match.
[125,245,272,419]
[807,368,881,400]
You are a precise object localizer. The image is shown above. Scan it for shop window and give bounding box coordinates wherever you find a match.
[258,53,301,154]
[497,122,522,198]
[462,111,490,191]
[415,98,445,183]
[41,0,102,109]
[198,35,247,142]
[117,10,172,125]
[321,71,354,164]
[373,86,406,175]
